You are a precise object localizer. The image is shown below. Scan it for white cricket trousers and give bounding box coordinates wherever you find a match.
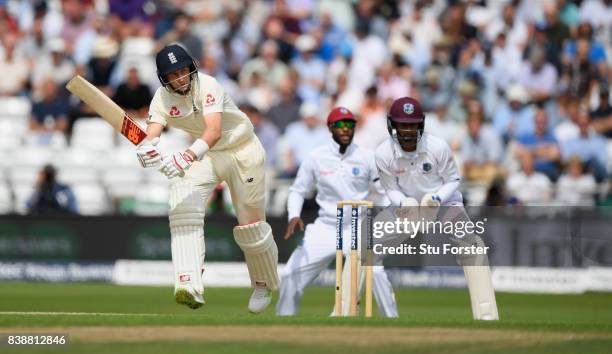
[276,218,398,317]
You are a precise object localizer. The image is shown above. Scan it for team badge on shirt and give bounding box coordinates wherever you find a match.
[352,167,360,176]
[422,162,433,173]
[169,106,181,117]
[205,93,216,106]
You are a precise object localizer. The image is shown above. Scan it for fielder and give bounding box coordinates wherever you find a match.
[375,97,499,320]
[277,107,398,317]
[135,44,279,313]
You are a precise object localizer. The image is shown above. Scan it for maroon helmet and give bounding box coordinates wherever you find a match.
[387,97,424,123]
[387,97,426,147]
[327,106,356,125]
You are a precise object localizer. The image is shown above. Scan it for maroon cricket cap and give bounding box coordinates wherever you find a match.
[327,106,356,125]
[387,97,425,123]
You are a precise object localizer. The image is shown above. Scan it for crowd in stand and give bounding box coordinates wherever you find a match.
[0,0,610,214]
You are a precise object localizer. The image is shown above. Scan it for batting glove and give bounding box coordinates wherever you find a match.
[159,151,194,178]
[136,137,162,168]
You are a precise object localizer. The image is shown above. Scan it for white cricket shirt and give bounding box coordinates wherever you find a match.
[147,72,254,151]
[287,140,379,225]
[375,133,463,205]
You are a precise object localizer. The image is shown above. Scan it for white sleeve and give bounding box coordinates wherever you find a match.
[147,93,168,127]
[437,180,460,203]
[368,155,383,192]
[375,153,405,206]
[200,77,224,116]
[287,156,316,220]
[436,142,461,203]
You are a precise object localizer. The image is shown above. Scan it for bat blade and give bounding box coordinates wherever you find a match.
[66,75,147,145]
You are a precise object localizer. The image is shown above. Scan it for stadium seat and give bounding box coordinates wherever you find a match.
[72,184,110,216]
[55,149,104,169]
[133,183,169,216]
[0,132,22,151]
[9,166,40,187]
[0,152,11,172]
[71,118,116,151]
[57,166,100,185]
[0,119,26,150]
[0,182,13,214]
[24,132,68,149]
[12,184,35,215]
[107,147,141,168]
[0,97,31,117]
[14,147,55,168]
[102,166,143,185]
[102,167,143,199]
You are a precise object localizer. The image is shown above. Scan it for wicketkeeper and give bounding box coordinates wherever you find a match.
[375,97,499,320]
[135,44,279,313]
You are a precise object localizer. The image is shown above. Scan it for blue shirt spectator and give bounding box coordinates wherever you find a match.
[515,109,562,181]
[316,13,347,62]
[493,85,536,141]
[291,35,326,101]
[561,111,608,182]
[563,22,607,64]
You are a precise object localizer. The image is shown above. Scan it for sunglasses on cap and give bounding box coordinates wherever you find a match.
[330,120,356,129]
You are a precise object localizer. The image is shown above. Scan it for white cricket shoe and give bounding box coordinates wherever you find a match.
[175,287,205,309]
[248,285,272,314]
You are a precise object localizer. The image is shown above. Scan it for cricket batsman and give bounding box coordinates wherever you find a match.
[375,97,499,320]
[277,107,398,317]
[135,44,279,313]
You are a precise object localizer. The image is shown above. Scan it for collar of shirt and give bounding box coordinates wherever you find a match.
[390,133,429,160]
[327,138,356,158]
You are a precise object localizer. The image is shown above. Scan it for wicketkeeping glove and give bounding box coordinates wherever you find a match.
[420,193,442,207]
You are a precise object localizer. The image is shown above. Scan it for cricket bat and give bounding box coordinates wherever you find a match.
[65,75,148,146]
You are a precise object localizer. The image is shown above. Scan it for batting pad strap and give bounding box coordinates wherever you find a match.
[233,221,280,290]
[169,213,204,228]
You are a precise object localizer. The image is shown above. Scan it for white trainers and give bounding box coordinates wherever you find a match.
[175,287,205,309]
[248,285,272,314]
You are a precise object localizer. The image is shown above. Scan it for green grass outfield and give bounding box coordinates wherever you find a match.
[0,282,611,354]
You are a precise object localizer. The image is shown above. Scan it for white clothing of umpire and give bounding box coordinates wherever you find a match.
[276,107,398,317]
[136,44,279,313]
[376,97,499,320]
